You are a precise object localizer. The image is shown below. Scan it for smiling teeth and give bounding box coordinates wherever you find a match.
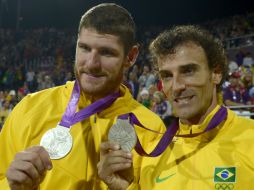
[176,96,192,103]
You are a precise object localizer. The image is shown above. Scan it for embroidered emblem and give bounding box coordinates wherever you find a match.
[155,173,175,183]
[214,167,236,183]
[215,183,234,190]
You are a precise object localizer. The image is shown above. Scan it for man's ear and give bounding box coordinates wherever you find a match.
[124,44,139,67]
[212,66,223,84]
[212,72,222,84]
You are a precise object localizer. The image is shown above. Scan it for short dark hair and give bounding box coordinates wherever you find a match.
[149,25,227,92]
[78,3,136,55]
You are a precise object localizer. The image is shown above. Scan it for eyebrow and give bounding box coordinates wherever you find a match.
[77,41,89,47]
[158,63,200,75]
[179,63,200,72]
[77,41,119,53]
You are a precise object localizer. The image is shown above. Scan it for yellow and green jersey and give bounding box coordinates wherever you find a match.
[128,105,254,190]
[0,81,165,190]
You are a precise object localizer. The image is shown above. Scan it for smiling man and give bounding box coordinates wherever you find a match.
[75,28,128,100]
[0,3,165,190]
[98,25,254,190]
[157,41,219,124]
[138,26,254,190]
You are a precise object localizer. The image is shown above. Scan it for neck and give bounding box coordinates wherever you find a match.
[80,88,121,104]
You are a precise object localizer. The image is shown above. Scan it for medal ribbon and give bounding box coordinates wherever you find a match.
[59,81,120,128]
[119,106,227,157]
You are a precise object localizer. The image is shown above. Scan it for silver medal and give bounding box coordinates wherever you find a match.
[40,124,73,159]
[108,119,137,152]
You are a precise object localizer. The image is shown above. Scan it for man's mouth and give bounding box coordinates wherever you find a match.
[81,72,105,78]
[174,95,194,104]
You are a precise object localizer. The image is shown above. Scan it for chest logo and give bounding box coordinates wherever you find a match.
[214,167,236,183]
[155,173,175,183]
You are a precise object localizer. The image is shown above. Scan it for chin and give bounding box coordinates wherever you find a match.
[175,108,196,119]
[79,82,97,93]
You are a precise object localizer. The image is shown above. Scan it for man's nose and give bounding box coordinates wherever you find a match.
[87,51,100,68]
[172,76,186,93]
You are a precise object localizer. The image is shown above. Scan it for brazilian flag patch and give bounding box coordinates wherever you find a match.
[214,167,236,183]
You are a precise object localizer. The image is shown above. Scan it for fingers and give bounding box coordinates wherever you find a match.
[100,142,120,158]
[6,146,52,190]
[107,162,132,174]
[102,151,132,175]
[106,151,132,165]
[27,146,52,170]
[100,142,132,172]
[98,141,133,186]
[9,159,40,182]
[6,166,34,188]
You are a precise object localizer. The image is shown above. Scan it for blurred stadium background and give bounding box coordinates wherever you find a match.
[0,0,254,128]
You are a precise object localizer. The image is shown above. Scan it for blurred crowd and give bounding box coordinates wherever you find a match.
[1,12,254,128]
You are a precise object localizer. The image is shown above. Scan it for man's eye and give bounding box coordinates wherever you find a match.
[160,73,172,81]
[188,68,195,73]
[182,67,196,75]
[100,50,115,56]
[79,45,90,52]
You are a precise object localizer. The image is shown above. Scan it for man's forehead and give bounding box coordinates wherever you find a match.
[79,27,121,41]
[77,28,123,49]
[158,43,206,64]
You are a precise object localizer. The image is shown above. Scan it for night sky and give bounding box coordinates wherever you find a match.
[0,0,253,29]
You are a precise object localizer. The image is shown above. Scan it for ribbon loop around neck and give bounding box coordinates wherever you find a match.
[120,106,227,157]
[59,81,121,128]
